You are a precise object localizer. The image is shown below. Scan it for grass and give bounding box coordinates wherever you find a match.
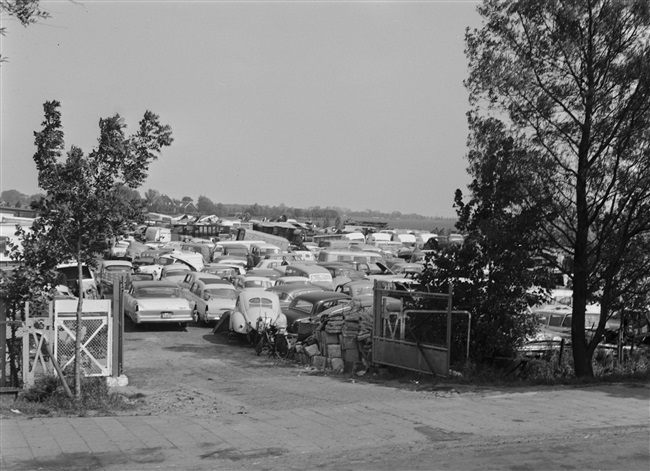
[355,347,650,391]
[1,375,141,418]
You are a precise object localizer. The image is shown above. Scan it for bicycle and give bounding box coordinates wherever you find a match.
[254,319,294,359]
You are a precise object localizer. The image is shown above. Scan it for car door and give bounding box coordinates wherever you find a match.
[123,286,136,319]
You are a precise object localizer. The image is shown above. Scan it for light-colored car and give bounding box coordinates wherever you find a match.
[228,289,287,338]
[233,275,274,292]
[177,271,222,292]
[274,276,313,286]
[123,280,193,327]
[186,279,237,325]
[55,263,99,299]
[160,265,193,284]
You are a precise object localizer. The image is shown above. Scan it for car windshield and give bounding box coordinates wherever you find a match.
[165,270,189,277]
[136,287,181,298]
[201,278,223,285]
[206,288,237,299]
[57,266,93,280]
[105,265,132,273]
[351,285,373,296]
[244,280,269,288]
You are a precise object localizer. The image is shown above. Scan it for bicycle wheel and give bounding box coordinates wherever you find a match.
[275,334,291,359]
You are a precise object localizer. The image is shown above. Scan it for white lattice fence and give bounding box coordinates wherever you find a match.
[54,300,112,377]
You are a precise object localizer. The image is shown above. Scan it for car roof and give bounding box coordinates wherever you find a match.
[292,291,351,303]
[131,280,181,289]
[267,284,322,295]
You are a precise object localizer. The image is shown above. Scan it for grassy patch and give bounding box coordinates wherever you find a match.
[2,375,140,417]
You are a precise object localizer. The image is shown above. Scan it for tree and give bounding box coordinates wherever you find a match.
[465,0,650,376]
[197,195,218,215]
[421,119,548,361]
[144,189,161,211]
[24,101,172,396]
[1,0,50,63]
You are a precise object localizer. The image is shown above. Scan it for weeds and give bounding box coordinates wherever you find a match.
[4,375,138,417]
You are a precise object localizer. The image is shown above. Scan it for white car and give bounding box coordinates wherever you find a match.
[186,279,237,325]
[123,280,193,327]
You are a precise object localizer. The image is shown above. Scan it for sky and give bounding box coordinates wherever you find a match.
[1,0,482,218]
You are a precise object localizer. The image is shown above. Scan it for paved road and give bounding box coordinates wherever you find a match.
[2,383,648,470]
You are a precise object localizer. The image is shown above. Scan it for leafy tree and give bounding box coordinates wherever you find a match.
[421,120,548,361]
[1,0,50,63]
[465,0,650,376]
[197,195,218,215]
[23,100,173,396]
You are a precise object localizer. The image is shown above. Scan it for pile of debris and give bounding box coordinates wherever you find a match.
[293,300,374,372]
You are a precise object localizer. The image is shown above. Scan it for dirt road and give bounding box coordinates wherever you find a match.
[120,319,464,418]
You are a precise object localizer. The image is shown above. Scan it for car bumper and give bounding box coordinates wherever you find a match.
[136,311,193,323]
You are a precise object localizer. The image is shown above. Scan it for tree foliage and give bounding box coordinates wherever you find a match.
[1,0,50,62]
[465,0,650,376]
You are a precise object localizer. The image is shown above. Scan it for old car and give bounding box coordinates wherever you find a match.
[123,280,194,328]
[282,263,334,290]
[201,263,245,283]
[185,278,237,325]
[55,263,99,299]
[266,283,325,310]
[97,260,133,298]
[160,264,194,284]
[273,276,313,286]
[227,290,287,341]
[282,291,351,333]
[177,271,223,291]
[318,262,366,290]
[233,275,274,292]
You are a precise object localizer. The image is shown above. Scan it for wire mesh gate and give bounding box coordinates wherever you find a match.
[371,282,469,376]
[23,299,112,386]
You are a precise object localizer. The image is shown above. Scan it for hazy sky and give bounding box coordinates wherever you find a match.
[1,0,482,218]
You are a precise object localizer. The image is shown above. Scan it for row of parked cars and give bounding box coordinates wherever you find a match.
[94,236,428,338]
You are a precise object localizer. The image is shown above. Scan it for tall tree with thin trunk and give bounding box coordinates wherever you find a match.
[465,0,650,376]
[27,101,173,396]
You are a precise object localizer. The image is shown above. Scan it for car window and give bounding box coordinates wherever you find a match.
[206,288,237,299]
[249,297,273,306]
[136,287,182,298]
[292,300,314,314]
[105,265,132,273]
[548,314,564,327]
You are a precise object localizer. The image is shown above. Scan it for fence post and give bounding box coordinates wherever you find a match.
[0,298,6,387]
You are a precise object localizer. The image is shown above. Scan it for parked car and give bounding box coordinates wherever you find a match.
[123,280,194,328]
[336,279,374,299]
[266,283,325,310]
[282,263,334,290]
[283,291,351,332]
[318,262,366,290]
[107,239,130,259]
[160,264,193,284]
[185,279,237,325]
[201,263,245,283]
[177,271,223,291]
[97,260,133,298]
[55,263,99,299]
[274,276,313,286]
[233,275,274,292]
[250,243,282,266]
[228,290,287,340]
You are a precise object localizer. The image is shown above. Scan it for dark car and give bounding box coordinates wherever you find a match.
[282,291,351,332]
[266,283,325,310]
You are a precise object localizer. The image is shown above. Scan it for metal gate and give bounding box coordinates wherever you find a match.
[372,282,470,376]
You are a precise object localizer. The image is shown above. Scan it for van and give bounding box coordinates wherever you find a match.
[283,264,334,290]
[145,226,171,243]
[250,243,282,266]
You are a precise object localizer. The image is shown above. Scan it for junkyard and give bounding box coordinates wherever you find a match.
[2,0,650,470]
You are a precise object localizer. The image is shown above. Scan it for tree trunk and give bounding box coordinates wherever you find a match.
[74,243,83,398]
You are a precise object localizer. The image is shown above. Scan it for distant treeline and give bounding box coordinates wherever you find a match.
[1,189,453,224]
